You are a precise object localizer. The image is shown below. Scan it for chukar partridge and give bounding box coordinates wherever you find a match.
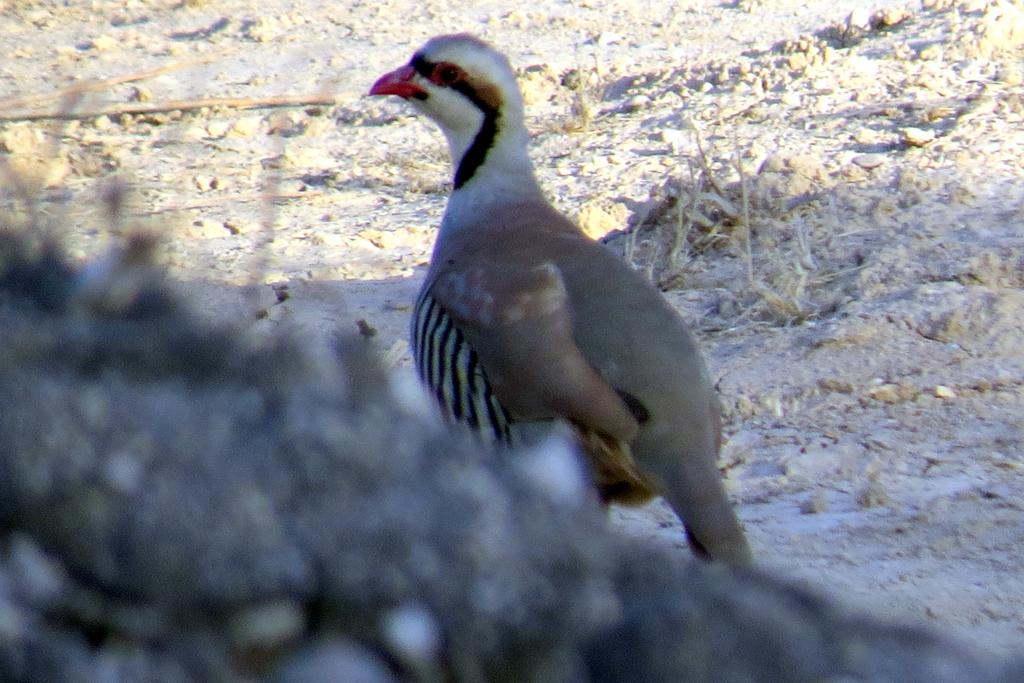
[370,34,752,565]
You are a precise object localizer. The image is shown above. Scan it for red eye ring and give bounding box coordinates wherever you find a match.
[432,63,463,86]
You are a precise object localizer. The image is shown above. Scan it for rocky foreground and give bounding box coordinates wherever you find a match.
[0,232,1019,681]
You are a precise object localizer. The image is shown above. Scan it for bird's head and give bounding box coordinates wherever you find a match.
[369,34,529,189]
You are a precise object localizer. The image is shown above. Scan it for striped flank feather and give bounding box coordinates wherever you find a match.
[412,291,513,442]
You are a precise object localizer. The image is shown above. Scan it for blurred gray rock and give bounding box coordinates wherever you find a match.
[0,231,1017,682]
[272,639,397,683]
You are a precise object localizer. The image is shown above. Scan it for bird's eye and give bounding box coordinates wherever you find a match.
[432,63,463,86]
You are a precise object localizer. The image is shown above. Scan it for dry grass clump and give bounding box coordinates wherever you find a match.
[625,127,856,326]
[561,64,598,133]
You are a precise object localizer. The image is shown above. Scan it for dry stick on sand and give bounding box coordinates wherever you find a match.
[0,93,342,123]
[0,51,228,112]
[0,50,340,122]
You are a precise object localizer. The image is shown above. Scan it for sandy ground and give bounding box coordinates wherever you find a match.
[2,0,1024,660]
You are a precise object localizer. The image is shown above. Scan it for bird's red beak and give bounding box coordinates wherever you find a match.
[369,65,425,99]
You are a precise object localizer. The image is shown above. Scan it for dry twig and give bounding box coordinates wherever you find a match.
[0,52,227,112]
[0,93,341,123]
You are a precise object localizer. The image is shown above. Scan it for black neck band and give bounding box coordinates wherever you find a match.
[453,105,497,189]
[410,55,500,190]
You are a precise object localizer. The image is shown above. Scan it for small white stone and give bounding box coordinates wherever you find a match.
[228,601,305,648]
[0,123,44,154]
[187,218,228,239]
[104,453,144,494]
[182,125,207,142]
[847,8,873,31]
[388,367,437,418]
[868,384,901,403]
[901,127,936,147]
[515,429,589,503]
[597,32,623,46]
[205,120,231,138]
[90,34,118,51]
[933,385,956,399]
[230,115,263,137]
[660,128,687,152]
[851,153,886,169]
[383,604,441,662]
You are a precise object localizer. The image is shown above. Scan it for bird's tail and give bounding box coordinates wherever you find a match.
[661,454,753,565]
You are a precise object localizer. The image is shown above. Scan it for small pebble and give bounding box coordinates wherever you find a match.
[206,120,231,138]
[800,491,830,514]
[187,218,228,239]
[916,44,943,61]
[851,153,886,169]
[901,127,936,147]
[228,600,305,649]
[847,7,873,31]
[624,95,651,112]
[383,604,441,663]
[90,35,118,51]
[868,383,901,403]
[230,116,263,137]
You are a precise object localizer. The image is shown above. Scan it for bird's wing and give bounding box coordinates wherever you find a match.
[431,260,638,442]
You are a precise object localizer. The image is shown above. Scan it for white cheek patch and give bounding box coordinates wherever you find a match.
[414,88,486,166]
